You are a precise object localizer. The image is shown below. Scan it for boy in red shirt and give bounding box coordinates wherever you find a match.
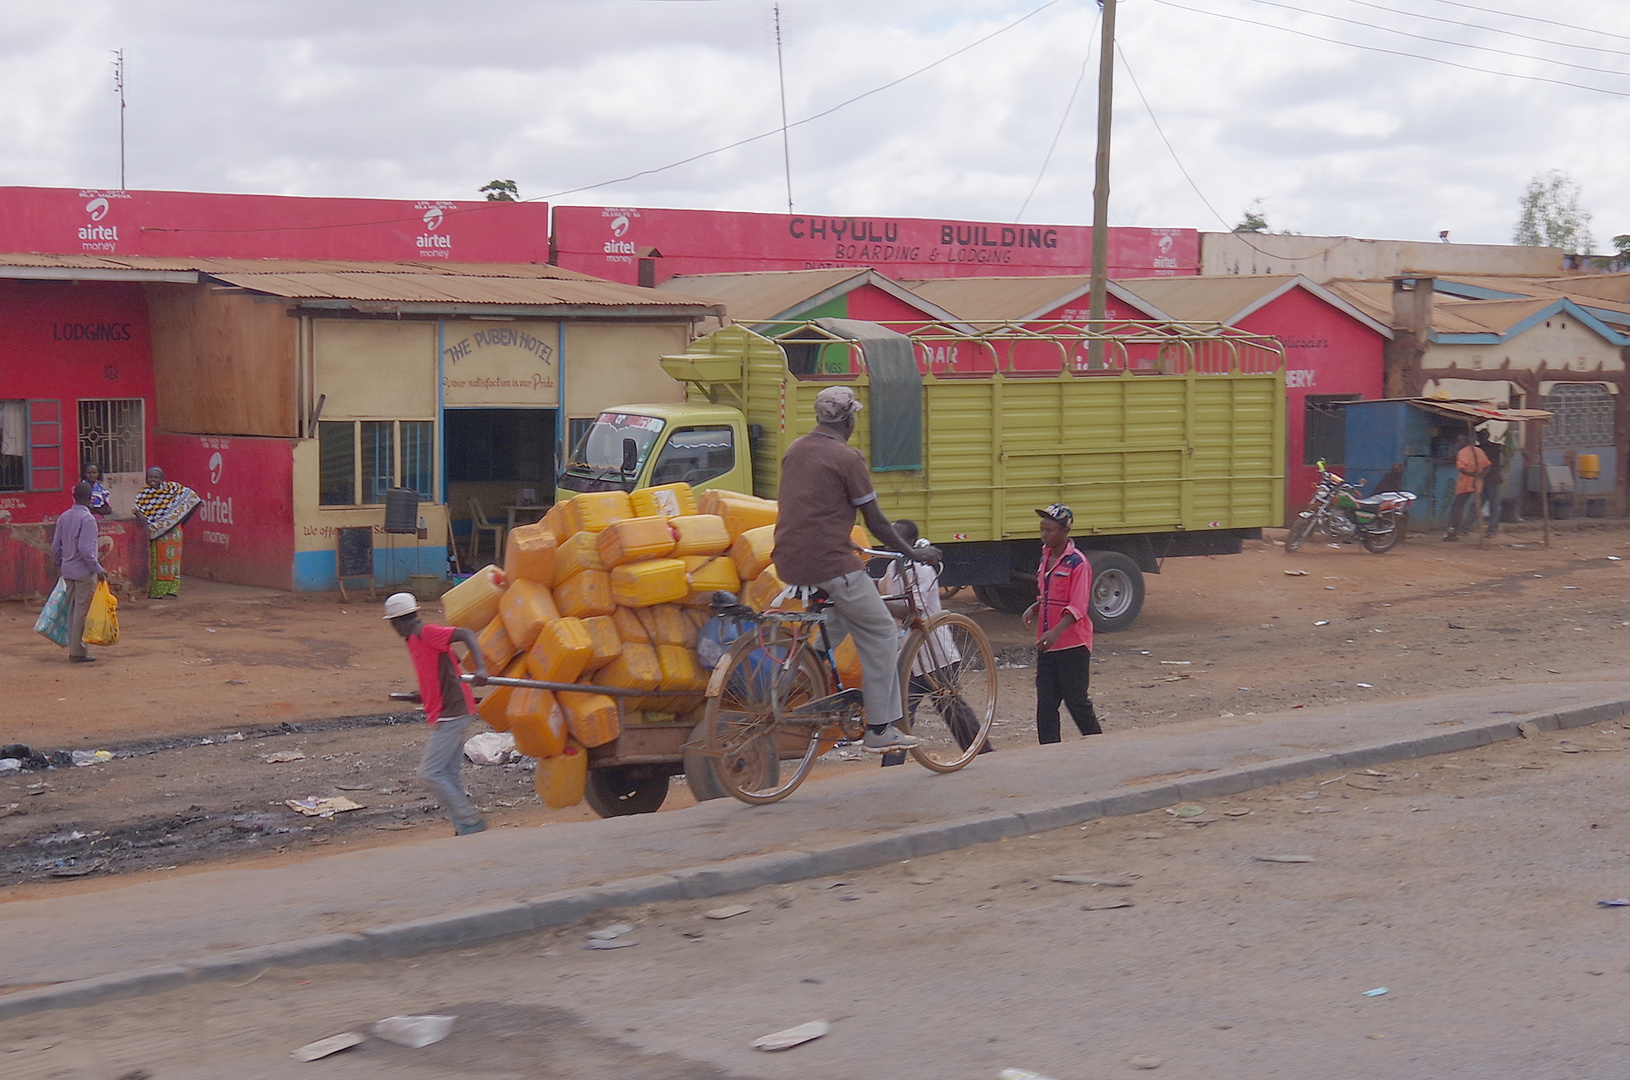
[1021,504,1103,743]
[383,592,490,835]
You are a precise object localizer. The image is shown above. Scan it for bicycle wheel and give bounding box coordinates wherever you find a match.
[703,632,830,804]
[899,612,997,773]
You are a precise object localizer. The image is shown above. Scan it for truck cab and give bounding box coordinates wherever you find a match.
[557,403,752,500]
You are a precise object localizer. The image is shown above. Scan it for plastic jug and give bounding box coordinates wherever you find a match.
[696,489,779,539]
[669,514,731,557]
[503,523,557,585]
[441,565,505,630]
[498,578,560,653]
[555,569,615,618]
[834,634,863,689]
[543,501,572,542]
[612,605,650,644]
[525,616,594,685]
[746,565,803,612]
[729,524,777,580]
[475,614,517,671]
[683,554,741,604]
[598,642,662,708]
[566,490,634,534]
[598,515,678,568]
[631,482,697,519]
[509,688,568,758]
[850,524,870,551]
[553,530,606,587]
[652,643,709,712]
[580,614,622,672]
[558,691,622,748]
[534,739,588,808]
[475,657,528,731]
[638,604,696,648]
[610,558,690,608]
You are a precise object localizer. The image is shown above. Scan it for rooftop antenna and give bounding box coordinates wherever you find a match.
[774,3,793,213]
[112,49,126,190]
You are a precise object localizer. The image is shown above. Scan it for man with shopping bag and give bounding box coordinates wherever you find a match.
[50,481,108,663]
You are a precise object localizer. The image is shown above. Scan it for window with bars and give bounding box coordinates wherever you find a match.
[319,419,436,506]
[77,398,145,475]
[1303,394,1360,466]
[0,400,26,491]
[1541,383,1615,449]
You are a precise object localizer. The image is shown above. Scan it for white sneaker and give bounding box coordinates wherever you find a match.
[861,725,920,753]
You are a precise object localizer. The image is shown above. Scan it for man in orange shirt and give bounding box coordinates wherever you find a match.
[1445,433,1490,542]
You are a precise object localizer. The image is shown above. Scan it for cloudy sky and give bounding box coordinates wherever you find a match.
[1,0,1626,248]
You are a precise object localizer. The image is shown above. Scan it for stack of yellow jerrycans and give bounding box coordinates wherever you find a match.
[440,482,837,811]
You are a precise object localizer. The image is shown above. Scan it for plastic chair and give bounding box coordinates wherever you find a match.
[467,498,506,565]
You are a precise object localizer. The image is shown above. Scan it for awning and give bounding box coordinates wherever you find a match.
[1403,398,1552,424]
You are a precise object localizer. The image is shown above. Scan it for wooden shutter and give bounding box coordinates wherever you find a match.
[26,399,63,492]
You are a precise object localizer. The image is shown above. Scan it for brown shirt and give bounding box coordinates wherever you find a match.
[774,427,876,585]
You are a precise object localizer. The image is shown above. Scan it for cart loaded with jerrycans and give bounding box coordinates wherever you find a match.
[415,318,1287,818]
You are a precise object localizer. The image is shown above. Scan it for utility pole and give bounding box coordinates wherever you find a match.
[774,3,794,213]
[112,49,126,190]
[1086,0,1115,368]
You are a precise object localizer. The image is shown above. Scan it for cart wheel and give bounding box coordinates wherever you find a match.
[703,634,825,804]
[583,766,670,817]
[899,612,998,773]
[682,719,734,802]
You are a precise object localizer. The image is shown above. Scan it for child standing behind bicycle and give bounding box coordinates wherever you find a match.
[879,520,991,764]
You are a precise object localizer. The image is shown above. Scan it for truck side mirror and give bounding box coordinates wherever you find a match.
[621,438,639,475]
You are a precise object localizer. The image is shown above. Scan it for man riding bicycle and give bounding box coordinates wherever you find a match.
[773,385,941,754]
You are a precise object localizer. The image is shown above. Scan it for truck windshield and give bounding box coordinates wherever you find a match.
[559,412,666,493]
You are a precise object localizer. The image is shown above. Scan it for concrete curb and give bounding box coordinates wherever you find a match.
[3,696,1625,1022]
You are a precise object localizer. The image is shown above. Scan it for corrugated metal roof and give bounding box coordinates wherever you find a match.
[1324,280,1498,336]
[904,275,1095,320]
[0,251,722,312]
[658,268,870,322]
[1116,275,1300,322]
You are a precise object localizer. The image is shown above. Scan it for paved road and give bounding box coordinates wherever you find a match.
[9,713,1630,1080]
[3,678,1627,1007]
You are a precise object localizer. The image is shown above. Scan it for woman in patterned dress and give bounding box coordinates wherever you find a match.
[132,467,201,599]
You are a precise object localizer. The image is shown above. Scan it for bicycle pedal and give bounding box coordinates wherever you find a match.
[782,687,865,719]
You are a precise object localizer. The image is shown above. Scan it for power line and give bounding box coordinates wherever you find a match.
[1016,5,1099,222]
[1147,0,1630,99]
[1424,0,1630,47]
[1116,41,1342,263]
[1240,0,1630,79]
[1342,0,1630,60]
[539,0,1063,201]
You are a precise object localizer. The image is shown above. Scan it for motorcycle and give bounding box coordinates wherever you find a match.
[1286,460,1417,555]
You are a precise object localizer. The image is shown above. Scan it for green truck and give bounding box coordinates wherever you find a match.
[558,319,1285,631]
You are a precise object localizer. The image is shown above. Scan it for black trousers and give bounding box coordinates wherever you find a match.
[1036,645,1101,743]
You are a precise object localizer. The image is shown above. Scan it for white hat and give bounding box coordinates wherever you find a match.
[382,592,420,619]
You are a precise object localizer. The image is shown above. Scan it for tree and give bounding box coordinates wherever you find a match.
[1513,170,1593,253]
[479,179,519,202]
[1233,199,1268,234]
[1613,234,1630,261]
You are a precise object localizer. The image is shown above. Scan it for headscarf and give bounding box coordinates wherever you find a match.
[133,481,202,540]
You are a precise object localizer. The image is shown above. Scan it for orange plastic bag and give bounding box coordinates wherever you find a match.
[81,581,119,646]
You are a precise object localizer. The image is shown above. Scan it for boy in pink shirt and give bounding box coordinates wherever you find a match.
[1021,504,1102,743]
[384,592,490,835]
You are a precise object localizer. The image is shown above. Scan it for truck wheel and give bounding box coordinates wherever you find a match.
[584,767,670,817]
[1085,551,1144,633]
[682,719,728,802]
[973,583,1035,615]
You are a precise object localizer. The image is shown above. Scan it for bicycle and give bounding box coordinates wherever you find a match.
[696,548,998,805]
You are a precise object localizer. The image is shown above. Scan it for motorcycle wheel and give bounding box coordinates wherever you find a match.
[1285,508,1318,553]
[1360,526,1401,554]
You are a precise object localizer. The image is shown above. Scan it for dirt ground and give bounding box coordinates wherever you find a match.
[9,722,1630,1080]
[3,520,1629,891]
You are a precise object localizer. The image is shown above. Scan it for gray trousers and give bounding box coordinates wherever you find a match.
[420,714,482,827]
[65,574,98,659]
[816,567,902,726]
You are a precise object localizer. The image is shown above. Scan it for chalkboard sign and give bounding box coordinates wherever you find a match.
[336,526,374,580]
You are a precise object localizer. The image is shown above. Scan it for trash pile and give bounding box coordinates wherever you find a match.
[443,482,859,811]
